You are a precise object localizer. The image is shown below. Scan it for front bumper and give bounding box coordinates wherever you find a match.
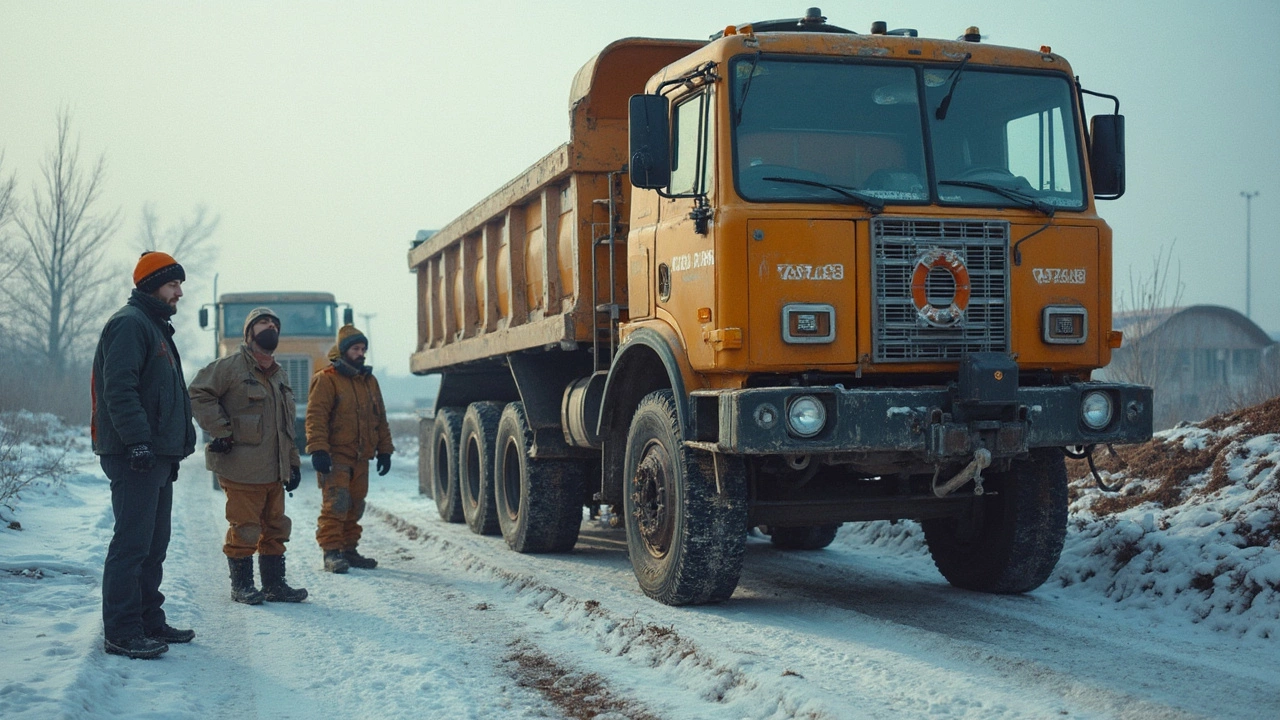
[688,382,1152,459]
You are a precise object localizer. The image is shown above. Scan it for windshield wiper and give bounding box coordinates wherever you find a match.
[933,53,972,120]
[734,51,761,126]
[762,177,885,214]
[938,179,1055,216]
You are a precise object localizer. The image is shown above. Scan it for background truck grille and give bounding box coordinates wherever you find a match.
[278,356,313,400]
[871,218,1010,362]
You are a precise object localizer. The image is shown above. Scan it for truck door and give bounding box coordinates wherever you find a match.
[654,89,717,364]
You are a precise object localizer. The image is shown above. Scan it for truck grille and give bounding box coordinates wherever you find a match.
[871,218,1009,362]
[278,356,313,400]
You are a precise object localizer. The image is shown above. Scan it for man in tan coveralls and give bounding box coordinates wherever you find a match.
[189,307,308,604]
[306,324,394,573]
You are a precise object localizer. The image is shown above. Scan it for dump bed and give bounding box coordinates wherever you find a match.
[407,38,702,376]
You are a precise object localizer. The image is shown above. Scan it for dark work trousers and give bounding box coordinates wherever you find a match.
[101,455,178,642]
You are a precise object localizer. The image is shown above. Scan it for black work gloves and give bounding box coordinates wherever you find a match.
[286,466,301,492]
[311,450,332,474]
[127,443,156,472]
[169,462,180,484]
[208,436,234,454]
[376,453,392,476]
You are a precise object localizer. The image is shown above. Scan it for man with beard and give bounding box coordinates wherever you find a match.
[189,307,308,605]
[305,324,394,573]
[92,251,198,659]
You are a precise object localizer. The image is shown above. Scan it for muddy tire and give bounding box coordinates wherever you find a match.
[460,402,503,536]
[769,524,841,550]
[417,416,434,498]
[494,402,583,553]
[623,390,747,605]
[428,407,465,523]
[922,448,1068,593]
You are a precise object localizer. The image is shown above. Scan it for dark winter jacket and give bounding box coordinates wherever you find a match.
[91,289,197,458]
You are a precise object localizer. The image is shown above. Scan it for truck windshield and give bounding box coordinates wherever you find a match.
[731,57,1085,210]
[221,302,336,338]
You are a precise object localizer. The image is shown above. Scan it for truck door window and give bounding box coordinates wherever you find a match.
[670,92,711,196]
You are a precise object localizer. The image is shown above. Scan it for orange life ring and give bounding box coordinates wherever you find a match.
[910,248,971,326]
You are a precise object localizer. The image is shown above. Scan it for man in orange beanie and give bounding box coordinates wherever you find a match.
[91,251,197,659]
[305,324,394,573]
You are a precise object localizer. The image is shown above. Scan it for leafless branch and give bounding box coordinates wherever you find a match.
[0,108,120,375]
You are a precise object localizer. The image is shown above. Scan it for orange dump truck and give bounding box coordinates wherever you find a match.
[409,9,1152,605]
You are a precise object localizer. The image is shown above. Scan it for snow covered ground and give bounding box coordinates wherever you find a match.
[2,406,1278,719]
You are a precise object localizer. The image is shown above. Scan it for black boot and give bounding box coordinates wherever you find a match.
[228,556,265,605]
[259,554,308,603]
[342,547,377,569]
[323,549,349,574]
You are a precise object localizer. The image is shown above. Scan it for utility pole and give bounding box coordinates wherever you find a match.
[359,312,377,341]
[1241,191,1259,319]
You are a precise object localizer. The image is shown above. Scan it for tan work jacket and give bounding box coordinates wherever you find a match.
[189,344,300,484]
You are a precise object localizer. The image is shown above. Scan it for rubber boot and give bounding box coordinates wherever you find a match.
[259,554,308,603]
[228,556,265,605]
[323,549,349,574]
[342,547,377,569]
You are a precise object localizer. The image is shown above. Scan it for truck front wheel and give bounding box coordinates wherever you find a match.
[494,402,583,553]
[623,390,747,605]
[429,407,465,523]
[921,448,1068,593]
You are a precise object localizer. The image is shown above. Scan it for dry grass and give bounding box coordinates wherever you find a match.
[506,641,662,720]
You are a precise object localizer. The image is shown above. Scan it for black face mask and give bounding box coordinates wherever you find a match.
[254,327,280,352]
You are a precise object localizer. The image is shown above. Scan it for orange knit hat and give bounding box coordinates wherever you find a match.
[133,251,185,293]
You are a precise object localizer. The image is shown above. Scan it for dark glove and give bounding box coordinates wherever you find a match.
[286,466,301,492]
[376,453,391,476]
[311,450,332,474]
[127,443,156,472]
[169,462,180,484]
[208,436,234,454]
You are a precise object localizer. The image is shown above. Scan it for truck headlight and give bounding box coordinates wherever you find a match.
[787,395,827,438]
[1081,391,1114,430]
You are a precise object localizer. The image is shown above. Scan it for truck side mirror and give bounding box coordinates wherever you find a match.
[1089,114,1125,199]
[199,307,209,329]
[628,94,672,189]
[343,307,354,325]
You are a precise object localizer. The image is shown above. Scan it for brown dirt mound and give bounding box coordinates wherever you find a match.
[1066,395,1280,515]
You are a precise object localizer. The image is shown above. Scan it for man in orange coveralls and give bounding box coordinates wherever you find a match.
[305,324,394,573]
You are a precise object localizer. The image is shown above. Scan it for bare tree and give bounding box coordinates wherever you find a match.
[134,202,220,267]
[0,151,20,284]
[1,109,121,377]
[1107,243,1185,389]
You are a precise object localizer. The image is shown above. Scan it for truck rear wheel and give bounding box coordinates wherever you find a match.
[623,390,747,605]
[460,402,503,536]
[768,524,841,550]
[429,407,465,523]
[494,402,583,553]
[921,448,1068,593]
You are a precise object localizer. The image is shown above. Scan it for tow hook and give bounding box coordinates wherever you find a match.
[932,448,992,498]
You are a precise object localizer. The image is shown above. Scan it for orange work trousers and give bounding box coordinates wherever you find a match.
[316,459,369,552]
[219,478,292,558]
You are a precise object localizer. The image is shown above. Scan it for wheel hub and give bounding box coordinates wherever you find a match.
[631,440,673,558]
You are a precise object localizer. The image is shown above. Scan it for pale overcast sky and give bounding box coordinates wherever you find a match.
[2,1,1277,376]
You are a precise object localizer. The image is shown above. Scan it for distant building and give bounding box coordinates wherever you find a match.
[1097,305,1279,428]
